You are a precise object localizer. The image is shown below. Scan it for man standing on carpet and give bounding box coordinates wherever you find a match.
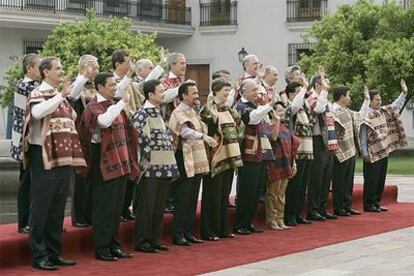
[169,81,217,246]
[111,49,139,222]
[69,54,100,228]
[306,73,339,221]
[80,72,138,261]
[359,80,409,212]
[132,79,179,253]
[161,52,188,214]
[11,53,41,235]
[22,57,87,270]
[283,76,315,227]
[234,79,276,235]
[331,86,364,216]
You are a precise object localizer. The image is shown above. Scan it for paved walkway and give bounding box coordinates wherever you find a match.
[205,175,414,276]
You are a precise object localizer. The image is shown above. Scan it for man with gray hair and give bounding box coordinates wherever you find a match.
[11,53,41,235]
[231,54,262,106]
[161,52,187,213]
[69,54,100,228]
[135,56,165,83]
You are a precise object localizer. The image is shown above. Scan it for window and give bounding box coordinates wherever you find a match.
[23,40,44,55]
[287,0,327,22]
[288,43,313,66]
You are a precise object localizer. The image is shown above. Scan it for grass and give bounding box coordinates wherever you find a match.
[355,155,414,176]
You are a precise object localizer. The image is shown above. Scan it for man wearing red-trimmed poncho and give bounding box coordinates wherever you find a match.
[80,72,139,261]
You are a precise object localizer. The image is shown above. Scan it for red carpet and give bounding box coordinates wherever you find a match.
[1,184,413,275]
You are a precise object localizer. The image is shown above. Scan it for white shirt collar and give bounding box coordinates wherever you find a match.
[143,100,157,109]
[22,76,33,83]
[97,93,107,102]
[38,81,55,92]
[332,102,343,111]
[241,96,249,103]
[243,72,254,79]
[168,71,178,79]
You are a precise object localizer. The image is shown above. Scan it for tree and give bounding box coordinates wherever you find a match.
[299,0,414,109]
[0,9,164,107]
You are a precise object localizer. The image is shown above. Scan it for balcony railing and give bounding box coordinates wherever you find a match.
[199,0,237,26]
[287,0,327,22]
[0,0,192,25]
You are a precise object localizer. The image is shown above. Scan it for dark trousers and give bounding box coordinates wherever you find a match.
[17,163,31,228]
[90,144,127,256]
[173,150,202,238]
[308,136,330,215]
[122,179,136,217]
[332,155,356,211]
[71,173,92,225]
[363,157,388,209]
[135,177,169,247]
[319,150,334,214]
[28,145,71,263]
[201,169,234,238]
[235,161,266,229]
[284,159,313,220]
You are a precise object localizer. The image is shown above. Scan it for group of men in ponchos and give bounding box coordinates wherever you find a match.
[11,51,409,271]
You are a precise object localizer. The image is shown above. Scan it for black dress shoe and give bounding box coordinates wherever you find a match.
[49,256,76,266]
[220,233,235,238]
[346,208,361,215]
[247,225,264,233]
[364,206,381,213]
[135,243,158,253]
[334,209,350,216]
[153,244,169,251]
[164,204,175,213]
[172,237,191,246]
[234,228,251,235]
[258,196,266,205]
[111,249,133,258]
[95,253,118,261]
[17,226,30,234]
[377,206,388,212]
[321,212,338,219]
[307,213,326,221]
[203,236,220,241]
[285,218,297,227]
[296,216,312,224]
[121,213,135,221]
[73,222,90,228]
[185,235,204,243]
[32,260,57,271]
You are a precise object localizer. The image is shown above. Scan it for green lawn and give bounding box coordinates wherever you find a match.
[355,156,414,176]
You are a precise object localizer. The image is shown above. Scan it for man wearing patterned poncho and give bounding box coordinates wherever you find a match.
[80,72,138,261]
[132,79,179,253]
[359,80,409,213]
[234,79,277,235]
[169,81,218,246]
[11,53,41,235]
[306,74,339,221]
[200,78,243,241]
[22,57,86,270]
[331,86,365,217]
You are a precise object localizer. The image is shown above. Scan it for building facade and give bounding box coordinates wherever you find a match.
[0,0,413,138]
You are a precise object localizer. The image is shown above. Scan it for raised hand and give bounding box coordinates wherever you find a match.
[364,85,370,100]
[61,72,72,98]
[401,79,408,94]
[301,73,309,89]
[83,62,97,80]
